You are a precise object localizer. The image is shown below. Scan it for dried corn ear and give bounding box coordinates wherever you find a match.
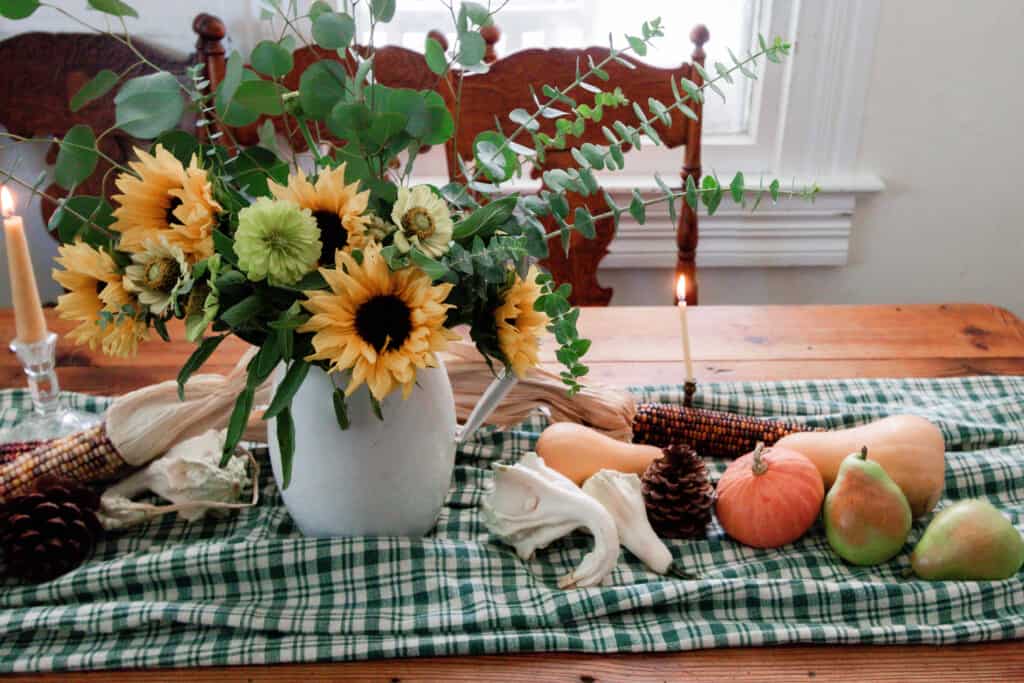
[632,403,816,459]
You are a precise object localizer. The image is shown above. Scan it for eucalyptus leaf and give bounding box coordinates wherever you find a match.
[425,36,448,75]
[371,0,396,22]
[233,79,285,115]
[509,108,539,132]
[629,189,646,224]
[0,0,39,19]
[312,11,356,49]
[457,31,486,66]
[299,60,349,119]
[251,40,294,78]
[55,125,98,190]
[87,0,137,18]
[573,207,595,239]
[70,69,118,112]
[114,71,183,138]
[48,195,113,244]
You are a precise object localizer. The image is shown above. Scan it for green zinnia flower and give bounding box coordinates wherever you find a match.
[234,198,321,287]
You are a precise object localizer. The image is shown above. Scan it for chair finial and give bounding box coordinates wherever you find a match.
[481,24,501,63]
[427,30,449,52]
[690,24,710,62]
[193,13,226,42]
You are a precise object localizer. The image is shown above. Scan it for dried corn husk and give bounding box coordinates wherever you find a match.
[0,349,271,503]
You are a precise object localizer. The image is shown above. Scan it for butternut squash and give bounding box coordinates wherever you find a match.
[776,415,945,517]
[536,422,663,486]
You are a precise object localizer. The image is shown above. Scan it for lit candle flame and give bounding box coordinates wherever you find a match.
[675,274,687,304]
[0,186,13,218]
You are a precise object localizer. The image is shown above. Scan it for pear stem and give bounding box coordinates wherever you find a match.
[857,445,869,460]
[751,442,768,476]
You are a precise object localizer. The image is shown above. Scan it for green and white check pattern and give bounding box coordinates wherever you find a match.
[1,376,1022,672]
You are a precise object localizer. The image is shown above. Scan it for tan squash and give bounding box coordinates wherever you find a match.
[776,415,945,517]
[536,422,663,486]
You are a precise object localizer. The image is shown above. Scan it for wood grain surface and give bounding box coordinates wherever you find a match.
[2,303,1023,681]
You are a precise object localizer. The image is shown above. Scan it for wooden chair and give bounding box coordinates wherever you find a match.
[0,13,230,237]
[444,25,709,305]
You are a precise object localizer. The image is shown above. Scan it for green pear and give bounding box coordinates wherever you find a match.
[824,447,912,566]
[911,500,1024,580]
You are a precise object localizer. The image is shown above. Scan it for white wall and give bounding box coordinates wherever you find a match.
[2,0,1023,317]
[605,0,1024,315]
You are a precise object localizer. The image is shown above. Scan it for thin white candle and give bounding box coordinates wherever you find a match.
[676,275,694,383]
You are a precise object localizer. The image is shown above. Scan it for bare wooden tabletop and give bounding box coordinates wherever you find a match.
[2,303,1024,682]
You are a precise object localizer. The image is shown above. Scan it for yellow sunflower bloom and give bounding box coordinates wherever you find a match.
[269,164,370,264]
[495,266,550,378]
[53,241,149,356]
[111,146,221,259]
[299,243,459,401]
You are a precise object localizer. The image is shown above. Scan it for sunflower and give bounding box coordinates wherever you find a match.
[123,238,193,316]
[53,241,148,356]
[53,241,120,350]
[268,164,370,264]
[391,185,454,258]
[494,266,549,378]
[111,146,222,259]
[299,243,459,401]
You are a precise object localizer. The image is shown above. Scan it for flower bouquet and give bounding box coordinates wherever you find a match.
[0,0,805,535]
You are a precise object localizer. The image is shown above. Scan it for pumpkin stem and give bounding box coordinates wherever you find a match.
[751,442,768,476]
[857,445,869,460]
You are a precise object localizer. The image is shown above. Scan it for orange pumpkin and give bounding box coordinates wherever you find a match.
[715,443,825,549]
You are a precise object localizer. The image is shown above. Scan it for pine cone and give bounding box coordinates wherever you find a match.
[641,444,715,539]
[0,478,102,583]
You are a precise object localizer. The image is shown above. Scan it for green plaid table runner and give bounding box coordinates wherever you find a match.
[1,376,1022,672]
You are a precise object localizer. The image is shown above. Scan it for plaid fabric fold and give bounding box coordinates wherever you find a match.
[0,377,1022,672]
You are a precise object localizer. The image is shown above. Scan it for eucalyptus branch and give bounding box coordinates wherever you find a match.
[0,133,132,176]
[0,171,116,240]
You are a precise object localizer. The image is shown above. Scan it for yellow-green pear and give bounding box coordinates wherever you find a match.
[824,447,912,566]
[911,500,1024,580]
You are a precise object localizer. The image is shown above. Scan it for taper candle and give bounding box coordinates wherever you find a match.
[675,275,694,384]
[2,186,48,344]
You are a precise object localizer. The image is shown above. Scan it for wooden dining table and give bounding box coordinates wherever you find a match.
[2,303,1024,682]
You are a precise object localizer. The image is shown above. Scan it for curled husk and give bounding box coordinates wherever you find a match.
[98,429,256,530]
[583,469,673,574]
[482,452,619,588]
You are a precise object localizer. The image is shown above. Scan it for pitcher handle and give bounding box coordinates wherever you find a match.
[455,371,518,444]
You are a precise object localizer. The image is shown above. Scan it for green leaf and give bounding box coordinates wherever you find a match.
[461,1,492,26]
[626,35,647,56]
[114,71,183,138]
[298,60,349,119]
[221,295,264,328]
[457,31,486,66]
[232,146,289,197]
[154,130,198,165]
[769,178,780,202]
[87,0,137,18]
[370,395,384,421]
[251,40,294,78]
[264,361,310,419]
[212,229,238,265]
[332,387,350,430]
[410,248,451,280]
[629,189,646,224]
[425,36,448,75]
[685,174,698,210]
[221,386,255,466]
[473,130,516,183]
[702,175,722,215]
[509,108,539,132]
[70,69,118,111]
[312,11,356,49]
[215,51,254,126]
[452,195,517,241]
[233,79,285,115]
[48,195,114,244]
[177,335,227,401]
[276,406,295,488]
[730,172,745,204]
[0,0,40,19]
[55,125,98,190]
[573,207,596,239]
[371,0,396,22]
[309,0,332,21]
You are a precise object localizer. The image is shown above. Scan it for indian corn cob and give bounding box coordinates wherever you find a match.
[632,403,817,459]
[0,424,128,503]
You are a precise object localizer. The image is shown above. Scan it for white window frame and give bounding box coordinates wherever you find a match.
[602,0,884,269]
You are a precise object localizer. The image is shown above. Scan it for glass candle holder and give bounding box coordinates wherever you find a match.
[0,331,100,444]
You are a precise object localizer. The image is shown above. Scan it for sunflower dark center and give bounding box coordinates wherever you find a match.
[144,258,181,292]
[354,294,412,353]
[95,280,106,295]
[313,210,348,264]
[165,196,183,226]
